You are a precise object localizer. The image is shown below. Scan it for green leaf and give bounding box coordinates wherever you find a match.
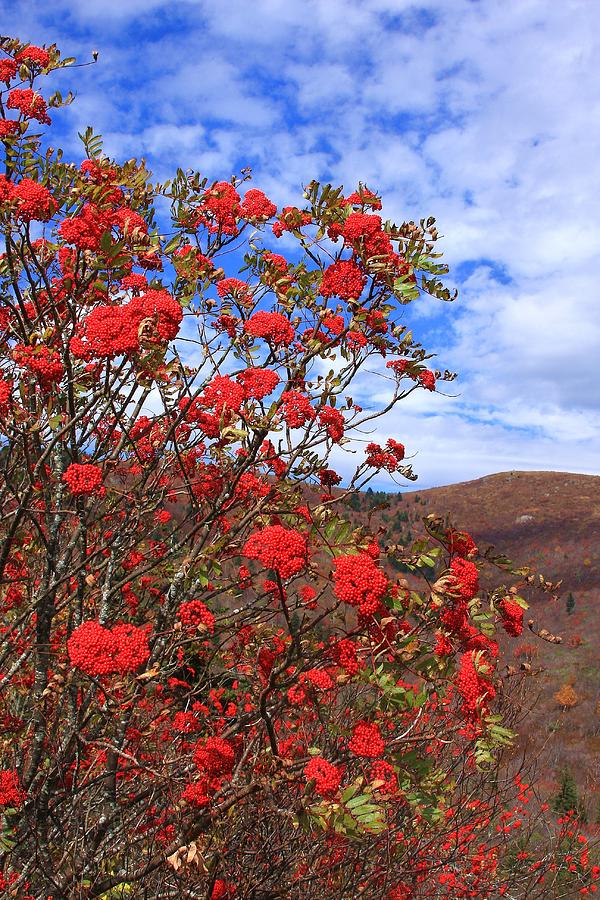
[341,782,360,803]
[345,793,370,810]
[100,230,113,253]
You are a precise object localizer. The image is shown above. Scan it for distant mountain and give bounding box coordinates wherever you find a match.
[343,471,600,818]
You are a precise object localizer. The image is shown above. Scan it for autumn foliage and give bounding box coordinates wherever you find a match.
[0,36,597,899]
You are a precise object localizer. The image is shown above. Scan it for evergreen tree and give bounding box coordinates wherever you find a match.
[566,592,576,615]
[394,510,409,526]
[552,769,586,821]
[347,493,361,512]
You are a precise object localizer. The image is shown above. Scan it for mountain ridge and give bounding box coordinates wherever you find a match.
[347,469,600,813]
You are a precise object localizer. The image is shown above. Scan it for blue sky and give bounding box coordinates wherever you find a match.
[5,0,600,489]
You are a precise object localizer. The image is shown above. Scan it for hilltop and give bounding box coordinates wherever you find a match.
[343,470,600,813]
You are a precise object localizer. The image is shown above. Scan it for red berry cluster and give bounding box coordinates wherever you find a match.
[386,358,435,392]
[455,650,496,720]
[434,633,453,656]
[363,308,388,336]
[348,721,385,758]
[281,390,316,428]
[217,277,252,303]
[129,290,183,342]
[194,736,235,776]
[201,375,246,416]
[67,621,150,677]
[338,211,381,243]
[13,178,55,222]
[173,244,215,279]
[287,683,307,705]
[111,623,151,673]
[386,358,411,376]
[7,87,51,124]
[258,439,284,477]
[59,203,111,251]
[304,756,342,798]
[345,187,382,209]
[262,251,289,273]
[339,212,393,261]
[445,528,478,559]
[241,188,277,221]
[233,472,271,501]
[0,377,11,416]
[238,564,251,590]
[261,251,295,294]
[71,308,130,358]
[332,553,389,616]
[318,405,345,442]
[318,468,342,488]
[111,206,147,237]
[299,585,317,609]
[330,638,360,675]
[0,59,18,83]
[16,45,50,68]
[0,769,25,808]
[499,597,524,637]
[137,249,163,270]
[449,557,479,601]
[214,312,240,338]
[418,369,436,391]
[305,668,334,691]
[67,620,150,677]
[320,259,366,301]
[79,160,122,205]
[386,438,405,460]
[13,344,64,389]
[195,181,241,235]
[125,415,166,464]
[72,290,183,359]
[236,367,280,400]
[177,599,215,635]
[171,711,203,734]
[322,313,345,335]
[272,205,312,237]
[244,310,295,346]
[370,759,398,795]
[346,329,368,349]
[180,780,212,807]
[243,525,308,580]
[62,463,104,497]
[0,119,19,138]
[365,438,405,472]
